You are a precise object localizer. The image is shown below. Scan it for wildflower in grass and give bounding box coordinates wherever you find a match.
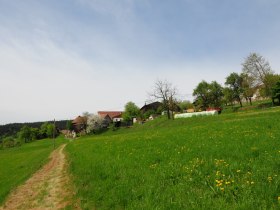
[220,188,224,191]
[278,196,280,201]
[225,181,231,185]
[215,180,224,187]
[268,176,273,182]
[251,181,254,184]
[149,163,157,169]
[237,170,241,173]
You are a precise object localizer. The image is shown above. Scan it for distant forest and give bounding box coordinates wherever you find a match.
[0,120,68,138]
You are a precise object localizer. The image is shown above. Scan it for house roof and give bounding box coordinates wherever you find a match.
[72,116,87,124]
[140,102,163,112]
[98,111,123,119]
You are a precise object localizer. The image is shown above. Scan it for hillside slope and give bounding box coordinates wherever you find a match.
[66,108,280,209]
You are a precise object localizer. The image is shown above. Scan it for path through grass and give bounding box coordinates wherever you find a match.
[0,137,66,205]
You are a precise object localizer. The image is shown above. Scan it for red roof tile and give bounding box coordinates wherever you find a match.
[98,111,123,119]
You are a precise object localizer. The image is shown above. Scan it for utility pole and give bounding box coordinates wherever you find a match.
[53,119,56,149]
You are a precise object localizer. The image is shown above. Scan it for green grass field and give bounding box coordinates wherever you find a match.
[66,107,280,209]
[0,137,66,205]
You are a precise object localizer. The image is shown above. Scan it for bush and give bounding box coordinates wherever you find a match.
[2,137,21,148]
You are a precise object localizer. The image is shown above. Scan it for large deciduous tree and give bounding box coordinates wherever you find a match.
[123,102,140,122]
[193,81,223,110]
[86,114,104,134]
[242,53,275,100]
[149,80,177,119]
[240,73,255,105]
[222,87,234,107]
[18,125,32,143]
[242,53,273,86]
[225,72,243,107]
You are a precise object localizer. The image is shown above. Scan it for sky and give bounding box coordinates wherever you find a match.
[0,0,280,124]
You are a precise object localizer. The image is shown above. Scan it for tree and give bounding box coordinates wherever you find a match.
[272,80,280,104]
[149,80,177,119]
[46,124,58,138]
[81,112,90,131]
[241,73,255,105]
[86,114,104,134]
[66,120,73,131]
[225,72,243,107]
[123,102,140,122]
[210,81,224,107]
[39,122,49,139]
[261,73,280,99]
[242,53,274,98]
[193,81,223,110]
[18,125,32,143]
[223,87,234,106]
[178,100,193,111]
[193,81,211,110]
[30,128,39,141]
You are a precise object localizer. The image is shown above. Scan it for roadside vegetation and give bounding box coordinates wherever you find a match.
[66,107,280,209]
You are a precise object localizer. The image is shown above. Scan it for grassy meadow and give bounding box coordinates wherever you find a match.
[0,137,66,205]
[66,107,280,209]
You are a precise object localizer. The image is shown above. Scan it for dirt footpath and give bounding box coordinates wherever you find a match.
[0,144,79,210]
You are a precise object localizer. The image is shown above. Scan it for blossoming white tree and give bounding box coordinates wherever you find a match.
[86,114,104,133]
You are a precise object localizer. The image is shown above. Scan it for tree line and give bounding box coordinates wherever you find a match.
[0,121,65,148]
[193,53,280,110]
[122,53,280,121]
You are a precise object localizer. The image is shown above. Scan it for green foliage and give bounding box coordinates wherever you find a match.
[143,109,156,119]
[272,80,280,103]
[17,123,58,143]
[123,102,140,122]
[46,124,57,138]
[66,120,73,131]
[193,80,223,110]
[225,72,243,106]
[18,125,33,143]
[222,87,234,106]
[262,74,280,98]
[178,100,193,111]
[1,137,21,148]
[241,73,255,105]
[39,122,49,139]
[66,108,280,209]
[0,120,68,138]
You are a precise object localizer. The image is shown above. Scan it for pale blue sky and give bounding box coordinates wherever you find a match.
[0,0,280,124]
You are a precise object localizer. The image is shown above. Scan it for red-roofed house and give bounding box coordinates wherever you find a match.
[98,111,123,123]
